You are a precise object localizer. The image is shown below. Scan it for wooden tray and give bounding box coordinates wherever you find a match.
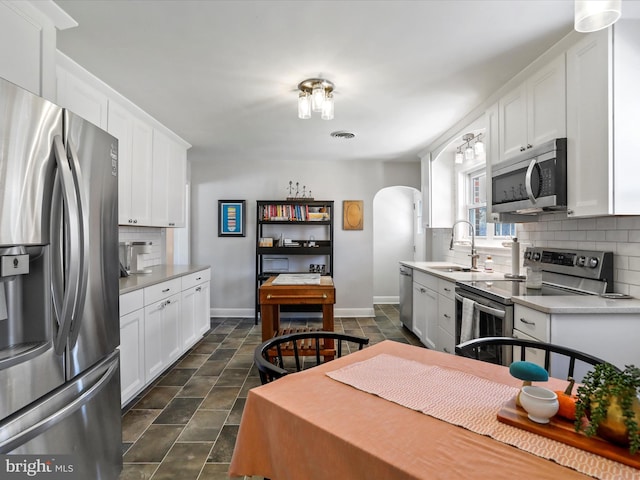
[497,397,640,469]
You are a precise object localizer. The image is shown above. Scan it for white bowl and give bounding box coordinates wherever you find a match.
[519,386,559,424]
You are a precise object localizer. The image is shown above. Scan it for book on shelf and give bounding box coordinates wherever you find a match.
[260,203,330,222]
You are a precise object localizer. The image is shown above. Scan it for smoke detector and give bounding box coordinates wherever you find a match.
[330,130,355,139]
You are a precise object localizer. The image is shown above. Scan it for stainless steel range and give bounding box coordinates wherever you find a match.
[454,247,614,365]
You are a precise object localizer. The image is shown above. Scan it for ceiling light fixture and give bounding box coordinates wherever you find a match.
[456,133,484,164]
[298,78,334,120]
[574,0,621,32]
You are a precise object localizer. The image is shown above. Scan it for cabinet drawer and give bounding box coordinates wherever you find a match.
[514,305,549,341]
[438,279,455,300]
[120,290,144,316]
[182,268,210,290]
[414,270,438,291]
[438,295,455,335]
[438,327,455,355]
[144,278,182,305]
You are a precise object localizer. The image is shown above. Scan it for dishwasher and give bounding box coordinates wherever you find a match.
[399,265,413,330]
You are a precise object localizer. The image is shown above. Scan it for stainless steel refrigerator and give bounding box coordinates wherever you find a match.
[0,77,121,479]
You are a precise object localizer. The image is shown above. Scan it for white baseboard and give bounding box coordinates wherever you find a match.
[373,296,399,304]
[210,307,375,319]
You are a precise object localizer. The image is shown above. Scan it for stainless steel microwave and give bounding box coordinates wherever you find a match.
[491,138,567,215]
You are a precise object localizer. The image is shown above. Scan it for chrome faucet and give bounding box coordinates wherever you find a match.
[449,220,479,271]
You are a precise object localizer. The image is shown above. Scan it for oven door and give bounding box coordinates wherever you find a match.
[454,288,514,365]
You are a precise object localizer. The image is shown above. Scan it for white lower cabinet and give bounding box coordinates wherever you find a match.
[437,279,456,354]
[412,271,438,349]
[119,268,211,406]
[144,292,181,382]
[119,290,145,406]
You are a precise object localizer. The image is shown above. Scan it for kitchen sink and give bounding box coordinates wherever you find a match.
[429,265,473,272]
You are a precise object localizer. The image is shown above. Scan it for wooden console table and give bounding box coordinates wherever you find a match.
[259,276,335,342]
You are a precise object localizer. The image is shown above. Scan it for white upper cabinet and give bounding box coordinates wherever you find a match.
[56,66,108,129]
[566,21,640,217]
[498,55,566,163]
[0,2,72,99]
[56,55,190,227]
[151,129,187,227]
[0,3,41,95]
[108,100,154,226]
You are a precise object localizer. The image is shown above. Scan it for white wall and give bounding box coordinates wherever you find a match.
[189,155,420,317]
[373,186,417,303]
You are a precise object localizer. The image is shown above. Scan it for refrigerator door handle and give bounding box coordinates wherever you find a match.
[65,140,90,348]
[51,135,82,355]
[0,351,119,453]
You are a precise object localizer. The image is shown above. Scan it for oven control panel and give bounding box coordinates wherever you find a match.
[523,247,612,283]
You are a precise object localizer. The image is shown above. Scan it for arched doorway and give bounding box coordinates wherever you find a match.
[372,186,422,304]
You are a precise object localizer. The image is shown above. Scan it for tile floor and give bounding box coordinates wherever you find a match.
[119,304,421,480]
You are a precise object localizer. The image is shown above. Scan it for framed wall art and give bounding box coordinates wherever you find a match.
[218,200,246,237]
[343,200,363,230]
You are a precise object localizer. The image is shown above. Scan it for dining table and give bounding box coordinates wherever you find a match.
[229,340,637,480]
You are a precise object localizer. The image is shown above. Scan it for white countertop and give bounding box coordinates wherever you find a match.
[401,261,640,314]
[512,295,640,314]
[400,261,499,282]
[119,264,210,295]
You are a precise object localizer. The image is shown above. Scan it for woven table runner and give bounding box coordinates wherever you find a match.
[326,353,637,480]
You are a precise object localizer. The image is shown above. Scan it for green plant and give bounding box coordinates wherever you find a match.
[574,363,640,455]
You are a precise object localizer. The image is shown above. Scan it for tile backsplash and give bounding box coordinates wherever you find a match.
[118,226,166,270]
[518,214,640,297]
[439,214,640,297]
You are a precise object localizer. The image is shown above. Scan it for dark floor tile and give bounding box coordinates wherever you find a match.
[123,424,184,463]
[153,397,202,425]
[226,398,245,425]
[235,343,256,355]
[121,409,161,443]
[226,354,254,369]
[178,409,228,441]
[198,463,233,480]
[190,342,219,354]
[239,376,262,397]
[118,463,158,480]
[195,360,227,376]
[220,337,244,349]
[215,368,249,387]
[133,386,181,409]
[209,348,236,361]
[177,354,210,369]
[207,425,238,463]
[178,375,218,397]
[151,442,213,480]
[201,386,240,409]
[203,333,228,343]
[157,368,197,386]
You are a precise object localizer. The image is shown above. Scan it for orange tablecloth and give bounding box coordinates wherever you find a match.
[229,340,612,480]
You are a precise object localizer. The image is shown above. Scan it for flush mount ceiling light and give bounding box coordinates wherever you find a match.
[575,0,621,32]
[298,78,334,120]
[456,133,484,164]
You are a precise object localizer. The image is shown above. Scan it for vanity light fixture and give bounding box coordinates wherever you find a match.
[574,0,621,33]
[456,133,484,164]
[298,78,334,120]
[455,147,464,164]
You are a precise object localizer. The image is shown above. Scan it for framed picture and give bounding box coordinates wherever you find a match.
[343,200,363,230]
[218,200,246,237]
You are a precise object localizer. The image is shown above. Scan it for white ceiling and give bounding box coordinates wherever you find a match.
[51,1,634,164]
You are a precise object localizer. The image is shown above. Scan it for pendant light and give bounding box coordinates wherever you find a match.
[575,0,621,32]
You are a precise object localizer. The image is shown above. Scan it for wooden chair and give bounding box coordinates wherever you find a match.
[455,336,619,380]
[254,331,369,384]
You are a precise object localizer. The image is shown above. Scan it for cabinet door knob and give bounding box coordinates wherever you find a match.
[526,144,533,149]
[520,318,535,326]
[520,146,526,152]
